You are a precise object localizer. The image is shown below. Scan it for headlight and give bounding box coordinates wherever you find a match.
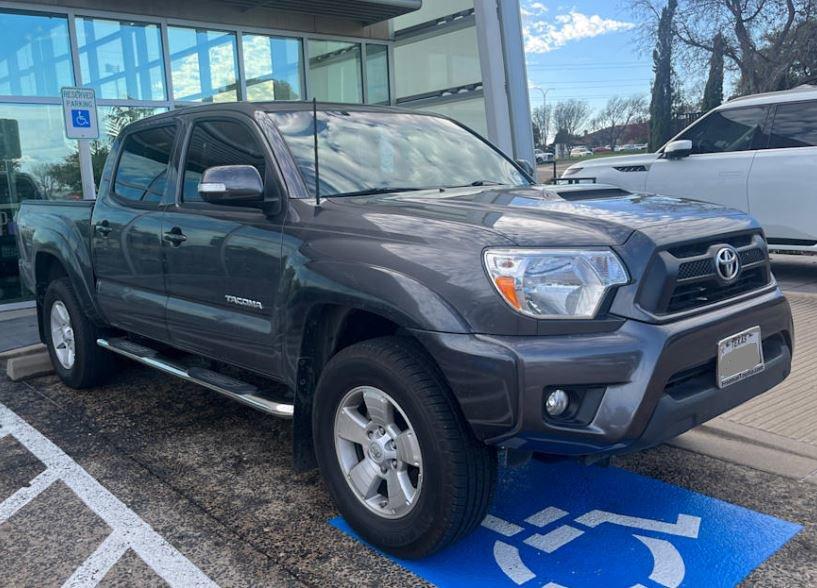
[563,166,582,176]
[483,248,628,319]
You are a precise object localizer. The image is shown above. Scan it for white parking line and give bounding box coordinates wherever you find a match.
[0,402,218,588]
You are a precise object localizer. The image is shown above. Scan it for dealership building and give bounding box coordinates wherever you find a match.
[0,0,534,309]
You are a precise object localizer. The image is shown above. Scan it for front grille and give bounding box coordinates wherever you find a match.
[667,267,769,313]
[638,230,772,316]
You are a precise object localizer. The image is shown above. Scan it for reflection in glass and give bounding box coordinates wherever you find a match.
[168,27,238,102]
[365,44,389,105]
[243,34,302,101]
[76,17,166,101]
[0,11,73,97]
[94,107,166,185]
[307,40,362,104]
[267,110,527,197]
[0,104,77,303]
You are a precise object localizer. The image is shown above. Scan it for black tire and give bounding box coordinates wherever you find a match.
[44,277,114,388]
[313,336,497,559]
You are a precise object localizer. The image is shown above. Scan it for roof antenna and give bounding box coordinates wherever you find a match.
[313,98,321,206]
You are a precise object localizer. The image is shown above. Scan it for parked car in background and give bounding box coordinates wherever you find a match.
[535,148,554,163]
[563,85,817,255]
[570,146,592,158]
[593,146,612,153]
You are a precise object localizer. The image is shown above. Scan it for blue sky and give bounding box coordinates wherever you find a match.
[521,1,653,128]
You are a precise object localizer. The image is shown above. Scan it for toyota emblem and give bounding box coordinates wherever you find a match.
[715,246,740,282]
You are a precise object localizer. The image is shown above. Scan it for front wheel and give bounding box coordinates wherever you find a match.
[313,336,497,559]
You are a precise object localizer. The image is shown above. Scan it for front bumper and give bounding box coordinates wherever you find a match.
[413,287,793,456]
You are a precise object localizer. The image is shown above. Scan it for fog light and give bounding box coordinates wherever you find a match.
[545,389,570,417]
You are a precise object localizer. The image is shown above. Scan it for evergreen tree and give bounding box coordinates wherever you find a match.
[702,33,725,112]
[649,0,677,151]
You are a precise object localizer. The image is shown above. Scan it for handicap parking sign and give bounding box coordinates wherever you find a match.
[332,460,800,587]
[71,109,91,128]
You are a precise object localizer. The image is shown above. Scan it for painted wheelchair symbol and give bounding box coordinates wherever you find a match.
[482,506,701,588]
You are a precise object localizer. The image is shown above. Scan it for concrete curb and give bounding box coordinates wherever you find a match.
[2,345,53,381]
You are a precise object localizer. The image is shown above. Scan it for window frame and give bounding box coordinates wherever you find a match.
[110,119,179,210]
[765,99,817,151]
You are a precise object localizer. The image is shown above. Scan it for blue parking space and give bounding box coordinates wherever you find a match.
[332,460,801,588]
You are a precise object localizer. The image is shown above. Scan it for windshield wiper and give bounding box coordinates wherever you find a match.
[328,186,431,198]
[445,180,509,188]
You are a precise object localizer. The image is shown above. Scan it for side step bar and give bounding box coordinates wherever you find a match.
[97,338,294,419]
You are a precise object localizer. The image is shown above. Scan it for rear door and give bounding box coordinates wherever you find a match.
[645,105,770,212]
[747,99,817,245]
[91,122,177,341]
[162,114,285,374]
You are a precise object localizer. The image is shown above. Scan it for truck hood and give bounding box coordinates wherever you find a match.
[333,186,747,247]
[566,152,659,172]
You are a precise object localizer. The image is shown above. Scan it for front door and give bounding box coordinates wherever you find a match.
[162,115,284,375]
[91,123,177,341]
[748,100,817,244]
[646,105,769,212]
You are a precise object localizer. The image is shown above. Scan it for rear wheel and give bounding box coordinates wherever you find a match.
[313,336,496,559]
[44,278,113,388]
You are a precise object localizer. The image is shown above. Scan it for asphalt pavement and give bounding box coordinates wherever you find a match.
[1,360,815,587]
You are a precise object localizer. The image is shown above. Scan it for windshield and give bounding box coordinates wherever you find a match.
[266,110,530,197]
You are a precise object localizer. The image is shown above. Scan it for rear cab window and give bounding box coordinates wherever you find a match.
[114,125,176,205]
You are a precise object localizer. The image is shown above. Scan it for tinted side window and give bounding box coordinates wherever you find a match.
[182,120,266,203]
[114,126,175,204]
[679,106,768,154]
[769,101,817,148]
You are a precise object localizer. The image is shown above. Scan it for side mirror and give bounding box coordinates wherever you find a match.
[516,159,535,178]
[198,165,264,204]
[664,139,693,160]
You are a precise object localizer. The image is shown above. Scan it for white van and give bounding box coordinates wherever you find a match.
[563,85,817,254]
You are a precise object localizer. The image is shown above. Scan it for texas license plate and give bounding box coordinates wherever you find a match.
[717,326,765,389]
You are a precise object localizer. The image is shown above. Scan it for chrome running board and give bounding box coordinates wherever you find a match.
[97,338,294,419]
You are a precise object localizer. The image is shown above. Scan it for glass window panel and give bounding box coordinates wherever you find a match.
[0,104,78,303]
[114,126,175,204]
[243,34,302,101]
[365,44,389,105]
[307,40,362,104]
[182,120,266,202]
[168,27,238,103]
[769,101,817,148]
[94,106,166,185]
[394,27,481,99]
[679,106,768,154]
[76,17,166,101]
[0,11,73,97]
[392,0,474,29]
[415,97,488,137]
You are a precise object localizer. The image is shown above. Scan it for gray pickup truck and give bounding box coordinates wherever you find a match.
[16,103,793,558]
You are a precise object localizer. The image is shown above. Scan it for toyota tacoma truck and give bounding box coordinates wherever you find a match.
[15,103,793,559]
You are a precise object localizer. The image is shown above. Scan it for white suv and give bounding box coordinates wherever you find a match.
[563,85,817,254]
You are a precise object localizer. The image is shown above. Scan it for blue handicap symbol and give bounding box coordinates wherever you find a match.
[331,460,801,587]
[71,109,91,128]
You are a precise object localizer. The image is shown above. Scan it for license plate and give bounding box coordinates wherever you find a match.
[717,326,765,389]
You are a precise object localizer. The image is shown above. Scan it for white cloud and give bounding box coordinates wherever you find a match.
[522,8,636,54]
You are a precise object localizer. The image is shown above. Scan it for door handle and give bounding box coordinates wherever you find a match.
[163,228,187,246]
[94,221,112,236]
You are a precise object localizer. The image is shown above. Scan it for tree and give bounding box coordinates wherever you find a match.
[648,0,677,151]
[553,100,590,145]
[701,32,725,110]
[633,0,817,95]
[531,104,552,147]
[592,96,648,150]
